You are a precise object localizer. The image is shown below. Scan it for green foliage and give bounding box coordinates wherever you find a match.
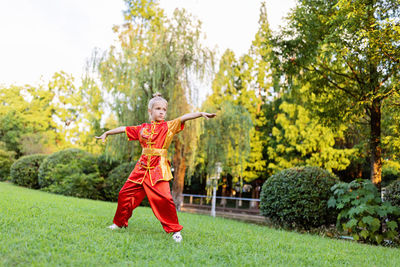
[48,169,103,200]
[97,154,121,179]
[384,180,400,208]
[0,82,82,156]
[382,160,400,187]
[267,101,357,173]
[273,0,400,122]
[329,179,400,244]
[382,93,400,161]
[104,162,136,201]
[38,148,103,199]
[0,110,26,155]
[10,154,48,188]
[0,147,16,181]
[201,47,269,182]
[272,0,400,185]
[260,166,339,229]
[2,182,400,266]
[199,101,252,179]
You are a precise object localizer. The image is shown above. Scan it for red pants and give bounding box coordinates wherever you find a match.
[113,176,183,233]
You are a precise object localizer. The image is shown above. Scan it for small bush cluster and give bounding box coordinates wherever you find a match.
[97,154,121,179]
[7,148,135,201]
[384,180,400,208]
[10,154,47,188]
[260,166,339,229]
[104,162,136,201]
[38,148,106,199]
[0,148,16,181]
[329,179,400,245]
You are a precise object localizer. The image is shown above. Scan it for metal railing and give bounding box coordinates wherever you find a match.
[182,193,260,210]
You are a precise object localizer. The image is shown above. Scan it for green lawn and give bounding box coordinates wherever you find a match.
[1,182,399,266]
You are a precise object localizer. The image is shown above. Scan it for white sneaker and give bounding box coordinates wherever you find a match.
[108,223,121,230]
[172,231,182,243]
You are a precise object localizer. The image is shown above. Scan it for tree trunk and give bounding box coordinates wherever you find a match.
[172,139,186,211]
[369,98,382,191]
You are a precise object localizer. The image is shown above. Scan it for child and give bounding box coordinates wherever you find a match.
[95,93,216,242]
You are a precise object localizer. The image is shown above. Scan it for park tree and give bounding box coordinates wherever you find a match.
[267,99,357,173]
[78,54,107,154]
[0,86,29,155]
[0,85,63,156]
[96,0,213,208]
[199,100,252,198]
[0,73,101,157]
[203,49,264,184]
[272,0,400,188]
[198,3,275,190]
[48,71,84,148]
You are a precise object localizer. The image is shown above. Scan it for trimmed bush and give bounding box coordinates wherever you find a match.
[10,154,48,188]
[385,180,400,207]
[104,162,136,201]
[38,148,103,199]
[0,148,16,181]
[97,154,121,179]
[260,166,339,229]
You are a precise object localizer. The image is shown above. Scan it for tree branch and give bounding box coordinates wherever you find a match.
[383,50,400,64]
[343,57,365,87]
[308,65,359,99]
[318,63,355,82]
[375,63,399,95]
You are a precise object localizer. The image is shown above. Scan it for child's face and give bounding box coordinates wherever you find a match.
[149,101,167,121]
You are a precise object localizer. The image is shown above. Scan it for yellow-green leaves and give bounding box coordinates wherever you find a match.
[268,101,357,173]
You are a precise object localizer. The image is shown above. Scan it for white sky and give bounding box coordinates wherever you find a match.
[0,0,296,88]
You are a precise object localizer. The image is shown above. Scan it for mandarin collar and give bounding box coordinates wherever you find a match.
[151,120,164,124]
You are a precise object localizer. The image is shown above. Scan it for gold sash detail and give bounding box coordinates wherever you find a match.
[141,148,168,157]
[135,147,172,186]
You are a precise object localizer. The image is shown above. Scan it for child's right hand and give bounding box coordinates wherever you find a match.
[95,133,107,143]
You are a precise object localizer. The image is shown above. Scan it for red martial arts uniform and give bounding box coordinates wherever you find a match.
[113,118,184,233]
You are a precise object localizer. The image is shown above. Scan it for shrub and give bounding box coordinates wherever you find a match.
[104,162,136,201]
[38,148,103,199]
[0,148,16,181]
[97,154,121,179]
[329,179,400,245]
[10,154,48,188]
[384,180,400,208]
[260,166,339,229]
[46,166,104,200]
[382,160,400,187]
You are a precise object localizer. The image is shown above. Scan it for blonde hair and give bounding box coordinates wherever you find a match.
[148,92,168,120]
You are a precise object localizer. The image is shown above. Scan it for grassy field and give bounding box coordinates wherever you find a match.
[1,182,399,266]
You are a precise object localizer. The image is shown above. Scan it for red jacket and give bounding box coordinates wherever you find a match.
[125,117,184,186]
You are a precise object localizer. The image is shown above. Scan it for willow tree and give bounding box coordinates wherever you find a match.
[199,101,252,196]
[272,0,400,189]
[204,47,268,185]
[78,51,106,154]
[97,0,213,207]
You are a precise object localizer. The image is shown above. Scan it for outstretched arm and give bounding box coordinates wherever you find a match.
[180,112,216,123]
[95,126,126,143]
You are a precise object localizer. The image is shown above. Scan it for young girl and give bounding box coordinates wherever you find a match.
[95,93,216,242]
